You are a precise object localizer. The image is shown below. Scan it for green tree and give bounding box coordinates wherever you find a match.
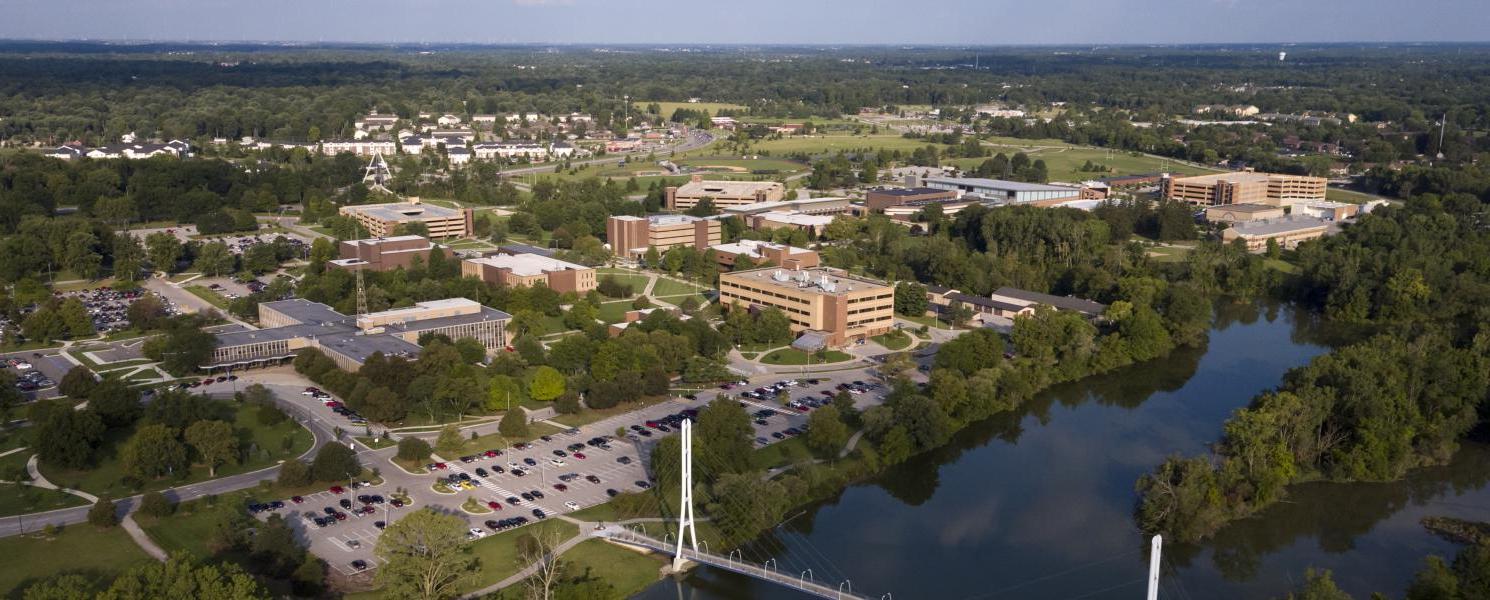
[805,405,849,457]
[185,420,238,477]
[121,424,188,480]
[32,405,106,469]
[374,509,480,600]
[398,437,433,462]
[434,425,464,456]
[88,495,119,528]
[138,490,175,518]
[145,232,183,274]
[499,408,529,438]
[695,397,754,476]
[58,366,99,399]
[193,241,236,276]
[1280,569,1353,600]
[1406,555,1459,600]
[310,443,360,482]
[528,366,565,401]
[100,554,268,599]
[277,458,312,487]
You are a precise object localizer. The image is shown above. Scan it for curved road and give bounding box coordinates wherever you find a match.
[0,383,349,538]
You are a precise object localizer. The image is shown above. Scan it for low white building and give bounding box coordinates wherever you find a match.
[321,139,396,157]
[437,114,463,127]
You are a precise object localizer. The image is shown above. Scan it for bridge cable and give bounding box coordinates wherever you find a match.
[953,548,1144,600]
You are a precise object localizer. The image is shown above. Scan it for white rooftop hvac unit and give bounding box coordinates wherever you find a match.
[772,269,789,282]
[818,275,836,293]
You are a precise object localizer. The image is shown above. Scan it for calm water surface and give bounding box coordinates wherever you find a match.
[632,302,1490,600]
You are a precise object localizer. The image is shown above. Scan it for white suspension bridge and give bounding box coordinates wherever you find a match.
[589,418,1171,600]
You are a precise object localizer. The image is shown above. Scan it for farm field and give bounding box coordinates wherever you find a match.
[946,146,1219,181]
[634,101,746,116]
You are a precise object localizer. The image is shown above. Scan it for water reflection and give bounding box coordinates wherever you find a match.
[632,302,1484,600]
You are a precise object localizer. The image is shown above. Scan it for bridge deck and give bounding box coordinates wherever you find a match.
[597,530,876,600]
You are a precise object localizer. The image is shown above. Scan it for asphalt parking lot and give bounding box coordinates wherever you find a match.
[1,350,75,401]
[231,367,891,577]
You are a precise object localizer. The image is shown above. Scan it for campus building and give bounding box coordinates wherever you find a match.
[338,199,474,239]
[207,298,510,371]
[932,286,1107,324]
[606,215,722,259]
[1161,172,1327,207]
[666,175,786,211]
[327,235,453,272]
[1203,203,1287,224]
[863,187,959,211]
[461,253,597,294]
[710,240,821,270]
[923,177,1083,206]
[718,267,894,348]
[1221,216,1334,252]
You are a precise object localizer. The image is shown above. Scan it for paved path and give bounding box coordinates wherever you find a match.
[121,511,169,561]
[26,455,99,502]
[838,431,864,459]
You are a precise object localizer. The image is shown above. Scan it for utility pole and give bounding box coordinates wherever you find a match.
[672,418,698,571]
[1145,534,1163,600]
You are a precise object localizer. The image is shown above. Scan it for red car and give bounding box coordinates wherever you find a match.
[290,496,304,504]
[333,511,347,521]
[324,401,341,408]
[483,450,500,458]
[573,452,587,460]
[329,485,345,494]
[432,462,446,470]
[486,501,503,511]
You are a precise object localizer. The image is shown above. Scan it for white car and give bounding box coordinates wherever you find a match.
[15,362,31,370]
[467,528,487,539]
[564,501,580,511]
[550,458,566,466]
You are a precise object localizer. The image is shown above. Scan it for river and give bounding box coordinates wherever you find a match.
[632,301,1490,600]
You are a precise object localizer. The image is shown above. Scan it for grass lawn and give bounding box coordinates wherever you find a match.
[634,101,746,116]
[945,146,1217,181]
[650,278,705,297]
[447,421,565,458]
[596,273,650,295]
[677,156,806,174]
[354,435,397,450]
[37,401,314,498]
[760,348,853,366]
[550,395,675,429]
[1326,187,1390,204]
[183,285,229,309]
[0,524,154,596]
[872,330,913,351]
[1265,258,1301,274]
[744,133,951,156]
[0,484,89,517]
[596,301,636,324]
[1146,245,1193,263]
[740,352,759,360]
[752,436,814,470]
[559,539,667,597]
[461,520,578,593]
[895,313,962,331]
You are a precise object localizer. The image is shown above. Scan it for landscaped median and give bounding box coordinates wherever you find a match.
[759,348,853,365]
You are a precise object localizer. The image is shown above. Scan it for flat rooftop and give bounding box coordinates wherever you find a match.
[724,267,889,295]
[344,235,429,246]
[924,177,1076,193]
[1230,216,1332,236]
[261,299,352,327]
[1208,203,1283,214]
[991,287,1107,315]
[467,253,590,277]
[712,239,815,258]
[720,197,850,216]
[675,179,783,197]
[757,212,835,226]
[343,201,464,221]
[1169,172,1317,185]
[870,187,951,197]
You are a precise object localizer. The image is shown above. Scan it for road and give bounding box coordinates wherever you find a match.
[0,376,337,538]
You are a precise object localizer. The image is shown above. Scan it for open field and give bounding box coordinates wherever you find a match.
[596,301,636,324]
[740,133,954,156]
[183,285,230,309]
[947,146,1218,181]
[1326,186,1391,204]
[635,101,746,116]
[0,524,155,596]
[677,156,808,174]
[650,277,707,297]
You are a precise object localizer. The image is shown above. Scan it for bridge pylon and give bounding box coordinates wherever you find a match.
[673,418,700,571]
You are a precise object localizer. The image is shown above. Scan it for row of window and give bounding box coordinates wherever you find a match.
[720,283,811,306]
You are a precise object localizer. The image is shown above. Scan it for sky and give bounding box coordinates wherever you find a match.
[2,0,1488,45]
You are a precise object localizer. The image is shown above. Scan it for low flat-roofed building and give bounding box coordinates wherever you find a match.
[989,287,1108,318]
[864,187,958,211]
[339,199,473,239]
[606,214,721,259]
[1294,200,1359,221]
[718,267,894,348]
[328,235,453,272]
[719,196,852,218]
[208,298,510,371]
[923,177,1083,206]
[667,175,786,211]
[1204,203,1287,224]
[1162,172,1327,207]
[745,211,836,236]
[461,253,596,294]
[1222,216,1333,252]
[711,240,820,270]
